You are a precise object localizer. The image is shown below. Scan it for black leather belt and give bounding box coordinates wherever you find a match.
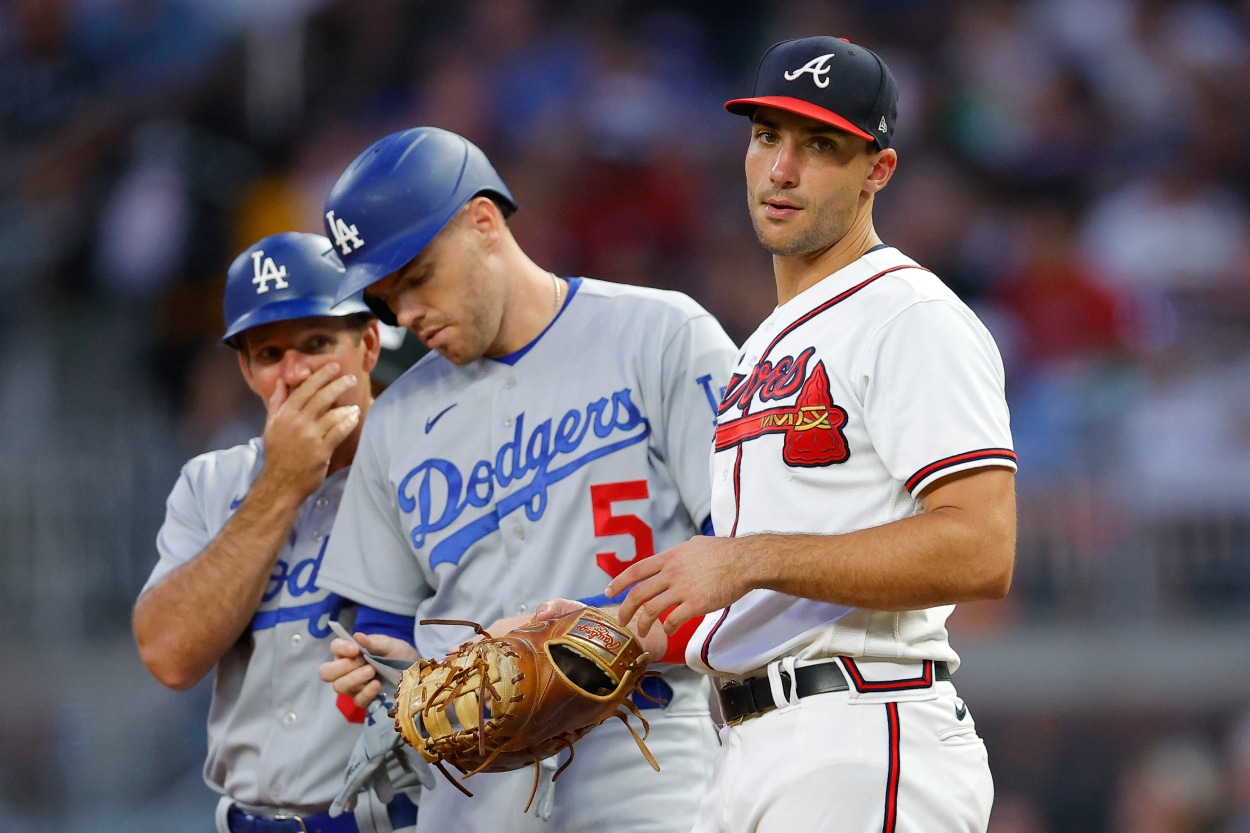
[227,793,417,833]
[718,660,950,724]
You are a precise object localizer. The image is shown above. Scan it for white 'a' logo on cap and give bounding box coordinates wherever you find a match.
[784,53,836,89]
[251,250,289,294]
[879,117,888,133]
[326,210,365,256]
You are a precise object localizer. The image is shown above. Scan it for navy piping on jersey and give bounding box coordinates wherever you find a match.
[756,264,920,361]
[493,277,583,366]
[904,448,1018,494]
[864,242,890,255]
[351,604,417,646]
[700,607,732,670]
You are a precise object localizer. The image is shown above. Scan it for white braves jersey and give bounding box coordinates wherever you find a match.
[144,439,363,812]
[317,278,735,694]
[689,246,1016,678]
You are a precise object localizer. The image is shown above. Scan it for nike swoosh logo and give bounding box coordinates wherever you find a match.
[425,404,458,434]
[955,702,968,721]
[230,497,243,510]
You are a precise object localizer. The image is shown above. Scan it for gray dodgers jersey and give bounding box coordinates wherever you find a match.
[317,279,736,679]
[145,439,363,812]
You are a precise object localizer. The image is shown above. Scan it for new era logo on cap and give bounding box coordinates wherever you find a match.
[726,36,899,149]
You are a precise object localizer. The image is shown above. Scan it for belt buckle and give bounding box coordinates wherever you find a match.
[272,814,307,833]
[718,679,750,726]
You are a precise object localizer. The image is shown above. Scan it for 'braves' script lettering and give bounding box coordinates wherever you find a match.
[719,346,815,414]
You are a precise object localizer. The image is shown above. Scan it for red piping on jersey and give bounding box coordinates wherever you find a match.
[842,657,935,692]
[883,703,901,833]
[904,448,1018,494]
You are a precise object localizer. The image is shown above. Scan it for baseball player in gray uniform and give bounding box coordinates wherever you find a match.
[314,127,736,833]
[133,232,419,833]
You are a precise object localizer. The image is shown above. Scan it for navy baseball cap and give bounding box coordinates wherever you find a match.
[726,36,898,149]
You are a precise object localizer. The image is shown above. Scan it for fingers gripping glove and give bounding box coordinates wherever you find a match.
[392,606,659,811]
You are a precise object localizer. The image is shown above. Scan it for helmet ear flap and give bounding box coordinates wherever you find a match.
[363,293,399,327]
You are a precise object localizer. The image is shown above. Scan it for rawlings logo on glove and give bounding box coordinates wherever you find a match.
[391,606,659,810]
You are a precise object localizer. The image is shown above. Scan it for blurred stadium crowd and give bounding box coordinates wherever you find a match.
[2,0,1250,831]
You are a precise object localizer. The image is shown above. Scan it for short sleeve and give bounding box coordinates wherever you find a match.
[862,299,1016,496]
[144,467,212,593]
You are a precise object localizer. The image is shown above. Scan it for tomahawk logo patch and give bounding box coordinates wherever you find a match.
[715,351,850,467]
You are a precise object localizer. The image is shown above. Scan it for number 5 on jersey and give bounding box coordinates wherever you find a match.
[591,480,655,578]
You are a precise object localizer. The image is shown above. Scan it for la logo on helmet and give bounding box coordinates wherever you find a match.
[784,54,836,89]
[326,210,365,256]
[251,251,290,294]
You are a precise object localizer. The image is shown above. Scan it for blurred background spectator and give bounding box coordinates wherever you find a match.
[1,1,1249,830]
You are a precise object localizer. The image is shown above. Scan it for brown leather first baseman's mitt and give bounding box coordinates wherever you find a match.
[391,606,659,809]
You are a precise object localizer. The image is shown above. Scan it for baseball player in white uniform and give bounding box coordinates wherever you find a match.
[134,232,419,833]
[313,127,736,833]
[595,37,1018,833]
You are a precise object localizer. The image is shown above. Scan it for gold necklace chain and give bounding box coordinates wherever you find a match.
[551,271,563,313]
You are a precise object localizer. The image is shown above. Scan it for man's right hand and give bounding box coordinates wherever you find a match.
[261,362,362,499]
[320,633,419,708]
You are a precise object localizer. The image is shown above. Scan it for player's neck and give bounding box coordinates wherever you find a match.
[484,251,564,359]
[773,210,881,306]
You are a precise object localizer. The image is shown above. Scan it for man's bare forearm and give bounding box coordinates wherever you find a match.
[134,476,305,689]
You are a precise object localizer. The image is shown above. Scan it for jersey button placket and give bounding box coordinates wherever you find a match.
[494,373,525,560]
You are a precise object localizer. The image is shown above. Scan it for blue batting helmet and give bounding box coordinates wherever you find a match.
[221,232,372,346]
[322,127,517,315]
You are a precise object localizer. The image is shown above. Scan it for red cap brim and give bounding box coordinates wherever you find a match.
[724,95,875,143]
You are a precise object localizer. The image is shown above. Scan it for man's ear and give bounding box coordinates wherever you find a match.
[864,148,898,195]
[361,320,382,374]
[463,195,504,249]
